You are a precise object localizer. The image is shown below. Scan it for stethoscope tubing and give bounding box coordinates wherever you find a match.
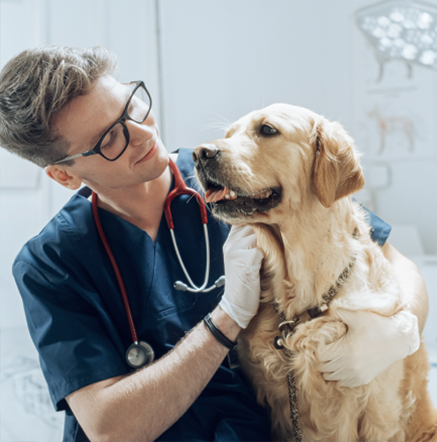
[91,157,224,368]
[92,191,139,343]
[170,224,211,293]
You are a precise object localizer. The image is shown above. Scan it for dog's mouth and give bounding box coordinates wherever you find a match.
[202,177,282,216]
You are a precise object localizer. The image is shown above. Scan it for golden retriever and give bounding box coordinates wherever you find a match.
[193,103,437,442]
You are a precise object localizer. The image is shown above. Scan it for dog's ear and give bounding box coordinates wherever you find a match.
[310,118,365,208]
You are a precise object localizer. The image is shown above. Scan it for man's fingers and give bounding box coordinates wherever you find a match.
[317,336,348,363]
[319,356,343,373]
[227,225,255,240]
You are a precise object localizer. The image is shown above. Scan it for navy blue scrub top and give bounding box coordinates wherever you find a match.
[13,148,391,442]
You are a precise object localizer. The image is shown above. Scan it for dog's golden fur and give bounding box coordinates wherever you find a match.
[194,104,437,441]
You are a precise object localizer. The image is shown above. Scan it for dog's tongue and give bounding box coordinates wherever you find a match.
[205,187,228,203]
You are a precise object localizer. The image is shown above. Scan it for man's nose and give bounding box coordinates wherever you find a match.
[192,144,219,163]
[126,119,154,146]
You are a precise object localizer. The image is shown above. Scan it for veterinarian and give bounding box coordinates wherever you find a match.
[0,46,427,442]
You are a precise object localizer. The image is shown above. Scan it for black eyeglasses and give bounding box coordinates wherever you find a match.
[53,80,152,164]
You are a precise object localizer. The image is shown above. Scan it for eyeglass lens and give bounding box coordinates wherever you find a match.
[99,85,150,160]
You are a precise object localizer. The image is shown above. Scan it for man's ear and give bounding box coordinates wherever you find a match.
[45,165,83,190]
[310,118,365,208]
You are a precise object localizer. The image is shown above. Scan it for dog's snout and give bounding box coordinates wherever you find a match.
[192,144,219,163]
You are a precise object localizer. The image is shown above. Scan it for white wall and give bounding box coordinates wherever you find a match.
[159,0,353,149]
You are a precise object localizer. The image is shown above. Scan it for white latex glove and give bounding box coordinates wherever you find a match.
[219,225,263,329]
[318,309,420,388]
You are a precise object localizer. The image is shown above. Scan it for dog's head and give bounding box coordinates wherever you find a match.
[193,103,364,224]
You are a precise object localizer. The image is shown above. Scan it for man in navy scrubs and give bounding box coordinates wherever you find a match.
[0,46,428,441]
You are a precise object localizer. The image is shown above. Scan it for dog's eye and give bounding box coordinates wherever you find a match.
[260,124,278,136]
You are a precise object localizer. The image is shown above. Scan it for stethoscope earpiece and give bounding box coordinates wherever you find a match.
[173,281,188,291]
[174,276,226,293]
[214,276,226,288]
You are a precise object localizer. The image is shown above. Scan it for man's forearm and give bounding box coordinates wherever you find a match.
[67,306,240,442]
[382,242,429,334]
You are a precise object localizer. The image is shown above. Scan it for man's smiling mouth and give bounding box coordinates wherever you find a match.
[136,141,157,163]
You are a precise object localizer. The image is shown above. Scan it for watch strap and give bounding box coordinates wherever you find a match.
[203,313,237,349]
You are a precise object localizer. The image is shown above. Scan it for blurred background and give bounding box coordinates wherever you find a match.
[0,0,436,440]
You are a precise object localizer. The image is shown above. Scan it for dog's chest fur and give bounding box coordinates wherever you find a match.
[235,204,410,441]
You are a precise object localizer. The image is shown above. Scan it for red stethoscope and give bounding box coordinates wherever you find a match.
[91,158,225,369]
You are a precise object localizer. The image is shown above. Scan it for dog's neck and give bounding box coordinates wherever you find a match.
[256,197,361,318]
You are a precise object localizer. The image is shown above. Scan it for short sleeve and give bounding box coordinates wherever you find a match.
[13,259,129,412]
[359,204,392,246]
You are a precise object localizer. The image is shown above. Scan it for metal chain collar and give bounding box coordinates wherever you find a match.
[273,228,358,442]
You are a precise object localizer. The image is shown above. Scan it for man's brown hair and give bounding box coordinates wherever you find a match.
[0,46,117,167]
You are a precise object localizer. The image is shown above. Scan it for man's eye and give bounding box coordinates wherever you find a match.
[260,124,278,136]
[101,130,116,149]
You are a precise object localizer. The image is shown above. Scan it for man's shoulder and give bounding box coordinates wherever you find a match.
[15,193,94,266]
[38,192,93,241]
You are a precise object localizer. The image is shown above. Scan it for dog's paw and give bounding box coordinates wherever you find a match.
[285,316,347,354]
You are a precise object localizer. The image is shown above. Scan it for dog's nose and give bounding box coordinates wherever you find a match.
[192,144,219,163]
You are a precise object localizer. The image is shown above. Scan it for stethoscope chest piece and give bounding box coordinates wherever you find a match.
[126,341,155,369]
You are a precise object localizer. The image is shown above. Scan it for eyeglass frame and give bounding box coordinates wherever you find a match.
[53,80,152,165]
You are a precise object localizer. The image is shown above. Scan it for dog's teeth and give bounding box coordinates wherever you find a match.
[226,188,237,200]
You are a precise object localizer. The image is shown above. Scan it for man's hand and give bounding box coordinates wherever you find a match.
[219,225,263,329]
[316,243,427,388]
[318,309,420,388]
